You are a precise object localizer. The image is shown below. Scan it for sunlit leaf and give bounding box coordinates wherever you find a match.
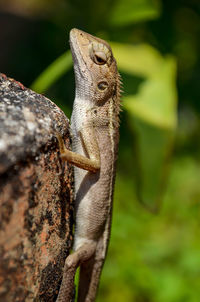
[111,42,166,78]
[123,57,177,130]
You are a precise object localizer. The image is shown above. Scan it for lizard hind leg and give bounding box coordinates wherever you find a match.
[78,215,112,302]
[56,242,96,302]
[78,237,106,302]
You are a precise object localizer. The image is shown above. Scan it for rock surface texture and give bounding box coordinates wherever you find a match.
[0,73,74,302]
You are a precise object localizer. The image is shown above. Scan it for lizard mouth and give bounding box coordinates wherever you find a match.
[69,29,88,79]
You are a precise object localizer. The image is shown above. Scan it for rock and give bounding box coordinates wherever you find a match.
[0,73,74,302]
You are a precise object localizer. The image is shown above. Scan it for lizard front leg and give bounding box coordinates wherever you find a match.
[57,125,100,173]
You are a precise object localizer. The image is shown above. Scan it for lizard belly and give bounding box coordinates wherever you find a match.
[72,134,114,251]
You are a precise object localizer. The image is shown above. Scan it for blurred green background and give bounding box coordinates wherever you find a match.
[1,0,200,301]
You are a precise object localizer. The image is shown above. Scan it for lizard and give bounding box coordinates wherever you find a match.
[56,28,122,302]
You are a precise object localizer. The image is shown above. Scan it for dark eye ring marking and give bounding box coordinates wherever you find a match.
[98,81,108,91]
[89,42,110,65]
[92,52,107,65]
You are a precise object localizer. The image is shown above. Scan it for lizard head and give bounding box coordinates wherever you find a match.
[69,28,118,105]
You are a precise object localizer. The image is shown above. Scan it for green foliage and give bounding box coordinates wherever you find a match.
[110,0,161,26]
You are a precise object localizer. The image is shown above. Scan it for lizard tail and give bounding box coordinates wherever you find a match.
[56,262,76,302]
[78,246,105,302]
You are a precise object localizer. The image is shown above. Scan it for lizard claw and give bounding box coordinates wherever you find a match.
[56,133,67,155]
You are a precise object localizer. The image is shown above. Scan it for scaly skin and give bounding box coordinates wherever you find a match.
[56,28,121,302]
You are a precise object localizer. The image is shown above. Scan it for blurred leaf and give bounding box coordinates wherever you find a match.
[112,42,177,210]
[130,120,174,210]
[110,0,161,26]
[111,42,169,79]
[123,57,177,129]
[30,51,72,93]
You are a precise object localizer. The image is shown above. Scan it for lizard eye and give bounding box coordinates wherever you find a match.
[92,51,107,65]
[89,42,111,65]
